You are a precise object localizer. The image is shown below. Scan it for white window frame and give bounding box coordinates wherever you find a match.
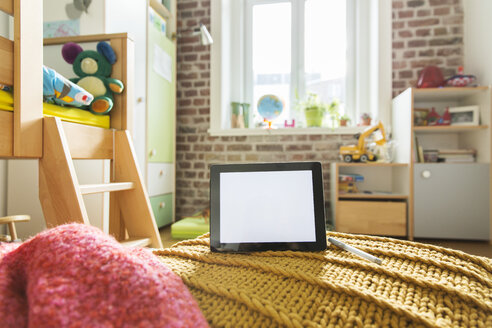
[210,0,391,136]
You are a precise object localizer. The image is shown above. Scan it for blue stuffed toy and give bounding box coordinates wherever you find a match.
[43,65,94,107]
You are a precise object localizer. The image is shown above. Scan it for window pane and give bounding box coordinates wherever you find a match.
[252,2,291,128]
[305,0,346,112]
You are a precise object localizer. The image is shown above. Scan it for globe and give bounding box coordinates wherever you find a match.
[257,95,283,121]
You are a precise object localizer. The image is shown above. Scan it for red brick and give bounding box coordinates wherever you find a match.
[398,10,414,18]
[393,21,405,29]
[393,41,404,49]
[408,39,427,47]
[408,18,439,27]
[256,144,283,152]
[443,16,463,25]
[185,90,197,97]
[393,1,404,9]
[407,0,425,7]
[178,2,198,10]
[416,28,430,37]
[227,144,253,152]
[286,145,312,151]
[399,70,413,79]
[398,30,413,38]
[417,9,431,17]
[434,7,450,15]
[403,50,416,58]
[419,49,435,56]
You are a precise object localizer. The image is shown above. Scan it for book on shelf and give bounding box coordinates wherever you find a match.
[422,148,476,163]
[414,134,424,163]
[339,173,364,182]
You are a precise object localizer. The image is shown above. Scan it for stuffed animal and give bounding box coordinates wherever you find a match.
[62,41,124,115]
[42,65,94,107]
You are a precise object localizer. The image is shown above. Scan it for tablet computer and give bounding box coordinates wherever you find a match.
[210,162,327,252]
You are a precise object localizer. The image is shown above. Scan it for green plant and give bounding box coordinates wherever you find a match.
[340,114,351,121]
[295,93,340,128]
[361,112,371,120]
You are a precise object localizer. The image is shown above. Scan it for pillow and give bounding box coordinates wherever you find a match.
[43,65,94,107]
[0,224,209,328]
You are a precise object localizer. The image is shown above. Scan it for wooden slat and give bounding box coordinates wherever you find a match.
[39,117,90,226]
[0,214,30,224]
[109,36,134,132]
[0,1,13,15]
[113,130,162,248]
[0,110,13,157]
[120,237,152,248]
[43,33,131,46]
[62,122,114,159]
[13,0,43,157]
[80,182,134,195]
[0,36,13,86]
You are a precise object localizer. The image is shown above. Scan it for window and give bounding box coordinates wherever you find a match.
[210,0,391,135]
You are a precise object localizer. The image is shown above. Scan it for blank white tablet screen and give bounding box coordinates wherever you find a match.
[219,170,316,243]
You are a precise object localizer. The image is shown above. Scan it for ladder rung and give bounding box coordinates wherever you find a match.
[120,237,152,248]
[79,182,134,195]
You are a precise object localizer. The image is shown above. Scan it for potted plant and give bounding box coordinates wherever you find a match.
[361,113,372,126]
[296,93,327,127]
[339,114,351,127]
[327,99,340,128]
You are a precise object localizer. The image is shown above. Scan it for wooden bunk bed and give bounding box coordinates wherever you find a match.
[0,0,162,248]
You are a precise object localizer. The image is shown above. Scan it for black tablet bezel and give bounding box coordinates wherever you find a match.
[210,162,326,252]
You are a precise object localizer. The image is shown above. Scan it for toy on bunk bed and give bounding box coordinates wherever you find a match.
[43,65,93,107]
[62,41,124,115]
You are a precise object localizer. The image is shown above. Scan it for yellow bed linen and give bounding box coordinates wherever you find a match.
[0,90,109,129]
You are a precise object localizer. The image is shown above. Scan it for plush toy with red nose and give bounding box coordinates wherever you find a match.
[62,41,124,115]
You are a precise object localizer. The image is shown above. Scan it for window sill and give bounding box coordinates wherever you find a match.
[208,126,366,136]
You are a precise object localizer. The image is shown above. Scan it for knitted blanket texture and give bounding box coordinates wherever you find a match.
[0,224,208,328]
[154,232,492,328]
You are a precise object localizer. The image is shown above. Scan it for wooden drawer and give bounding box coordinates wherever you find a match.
[147,162,174,197]
[336,200,406,236]
[150,193,174,228]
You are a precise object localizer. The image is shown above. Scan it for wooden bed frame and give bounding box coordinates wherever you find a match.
[0,0,162,248]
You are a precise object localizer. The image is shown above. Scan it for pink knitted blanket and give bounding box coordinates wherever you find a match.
[0,224,209,328]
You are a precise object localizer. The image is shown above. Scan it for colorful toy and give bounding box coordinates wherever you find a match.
[62,41,124,115]
[42,65,93,107]
[445,66,477,87]
[339,121,387,162]
[427,107,440,126]
[417,66,444,88]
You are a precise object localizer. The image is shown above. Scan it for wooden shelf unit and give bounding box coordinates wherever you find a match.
[330,162,409,237]
[391,87,491,242]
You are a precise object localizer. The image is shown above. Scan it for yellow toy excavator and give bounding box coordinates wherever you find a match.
[339,121,387,162]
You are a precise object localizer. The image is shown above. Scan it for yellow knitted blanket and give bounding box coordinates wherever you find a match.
[154,232,492,328]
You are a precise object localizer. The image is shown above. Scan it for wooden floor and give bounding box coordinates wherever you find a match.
[159,226,492,258]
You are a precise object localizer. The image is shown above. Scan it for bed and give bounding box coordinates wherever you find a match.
[0,0,161,248]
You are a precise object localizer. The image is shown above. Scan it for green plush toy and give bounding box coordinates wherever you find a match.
[62,41,124,115]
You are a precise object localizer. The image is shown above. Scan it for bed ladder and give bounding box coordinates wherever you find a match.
[38,117,163,248]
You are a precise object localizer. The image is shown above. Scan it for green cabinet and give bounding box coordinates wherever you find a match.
[150,193,174,228]
[147,7,175,163]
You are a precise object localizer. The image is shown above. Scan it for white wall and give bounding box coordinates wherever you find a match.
[464,1,492,85]
[105,0,147,171]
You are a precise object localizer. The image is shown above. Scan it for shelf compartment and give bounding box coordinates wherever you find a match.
[413,86,489,101]
[336,162,408,167]
[336,200,407,236]
[339,193,408,200]
[413,125,488,133]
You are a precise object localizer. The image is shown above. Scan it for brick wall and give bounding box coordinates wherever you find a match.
[392,0,464,97]
[175,0,464,222]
